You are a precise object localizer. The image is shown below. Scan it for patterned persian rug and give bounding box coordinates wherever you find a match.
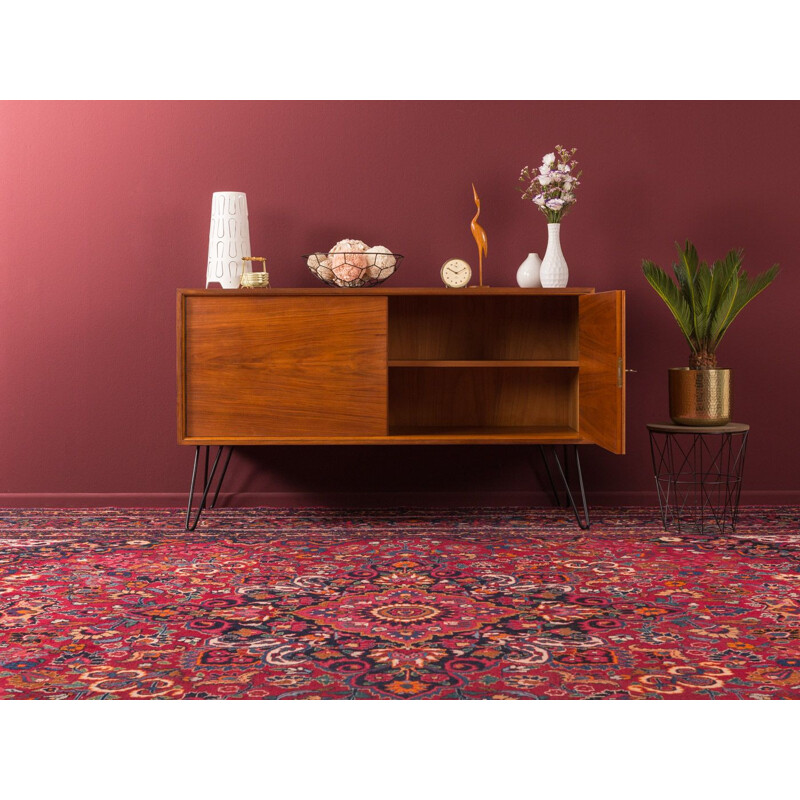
[0,507,798,700]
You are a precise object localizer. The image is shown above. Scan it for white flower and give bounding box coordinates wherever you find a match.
[545,198,565,210]
[551,171,565,183]
[563,178,573,190]
[543,152,556,166]
[558,163,571,173]
[538,174,552,186]
[533,194,546,206]
[539,165,550,176]
[561,193,575,204]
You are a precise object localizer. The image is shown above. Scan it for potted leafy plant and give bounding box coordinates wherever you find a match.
[642,241,779,425]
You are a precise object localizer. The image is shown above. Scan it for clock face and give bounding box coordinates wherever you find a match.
[441,258,472,288]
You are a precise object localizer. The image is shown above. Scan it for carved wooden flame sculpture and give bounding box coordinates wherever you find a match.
[471,183,488,287]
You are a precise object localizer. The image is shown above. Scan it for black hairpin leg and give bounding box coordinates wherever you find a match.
[538,445,566,507]
[210,447,233,509]
[185,446,234,531]
[539,445,590,530]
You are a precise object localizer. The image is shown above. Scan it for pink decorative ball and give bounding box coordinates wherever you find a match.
[331,260,364,282]
[329,239,370,283]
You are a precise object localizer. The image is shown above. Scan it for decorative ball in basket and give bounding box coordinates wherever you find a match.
[305,239,403,287]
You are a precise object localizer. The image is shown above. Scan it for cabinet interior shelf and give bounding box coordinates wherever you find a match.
[388,359,579,368]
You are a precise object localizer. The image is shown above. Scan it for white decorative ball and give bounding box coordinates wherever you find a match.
[365,245,396,271]
[307,252,329,269]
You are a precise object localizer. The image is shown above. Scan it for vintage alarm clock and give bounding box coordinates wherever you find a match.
[440,258,472,288]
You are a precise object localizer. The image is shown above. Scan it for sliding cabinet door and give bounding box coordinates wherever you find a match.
[180,295,387,441]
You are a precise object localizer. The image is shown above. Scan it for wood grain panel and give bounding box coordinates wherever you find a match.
[388,367,578,429]
[181,296,387,440]
[181,428,588,446]
[388,296,579,361]
[578,291,626,453]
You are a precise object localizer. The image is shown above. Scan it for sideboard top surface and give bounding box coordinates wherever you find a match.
[179,287,597,297]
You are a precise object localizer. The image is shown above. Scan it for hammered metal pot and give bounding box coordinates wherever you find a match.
[669,368,731,426]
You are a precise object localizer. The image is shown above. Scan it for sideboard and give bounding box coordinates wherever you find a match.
[177,287,626,528]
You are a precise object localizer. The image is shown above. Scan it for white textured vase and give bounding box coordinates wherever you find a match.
[516,253,542,288]
[206,191,252,288]
[539,223,569,288]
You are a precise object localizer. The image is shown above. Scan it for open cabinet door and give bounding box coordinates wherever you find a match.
[579,291,626,454]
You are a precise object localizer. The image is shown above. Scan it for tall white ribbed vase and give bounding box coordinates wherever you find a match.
[206,191,251,288]
[539,223,569,288]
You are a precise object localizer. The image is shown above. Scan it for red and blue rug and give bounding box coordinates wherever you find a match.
[1,507,798,699]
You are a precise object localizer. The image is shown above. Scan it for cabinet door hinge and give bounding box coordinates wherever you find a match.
[617,357,623,388]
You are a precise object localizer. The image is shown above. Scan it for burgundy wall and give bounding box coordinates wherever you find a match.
[1,101,798,506]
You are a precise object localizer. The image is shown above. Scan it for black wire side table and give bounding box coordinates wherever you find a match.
[647,422,749,534]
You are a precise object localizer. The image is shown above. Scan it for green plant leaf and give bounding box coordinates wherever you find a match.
[644,241,778,360]
[695,261,713,342]
[707,251,740,318]
[711,264,780,349]
[642,260,695,349]
[708,278,742,345]
[700,250,740,350]
[674,241,700,342]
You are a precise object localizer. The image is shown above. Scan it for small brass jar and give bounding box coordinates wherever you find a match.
[668,368,731,426]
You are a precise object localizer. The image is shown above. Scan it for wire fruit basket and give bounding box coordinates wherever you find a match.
[304,251,404,288]
[239,256,270,288]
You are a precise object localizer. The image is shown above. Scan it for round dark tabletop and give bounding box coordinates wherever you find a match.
[646,422,749,434]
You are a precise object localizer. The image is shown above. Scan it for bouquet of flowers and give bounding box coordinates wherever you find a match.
[519,145,582,223]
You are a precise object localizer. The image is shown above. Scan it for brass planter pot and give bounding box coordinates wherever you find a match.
[669,368,731,426]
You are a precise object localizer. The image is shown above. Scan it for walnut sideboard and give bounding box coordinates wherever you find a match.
[177,287,626,529]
